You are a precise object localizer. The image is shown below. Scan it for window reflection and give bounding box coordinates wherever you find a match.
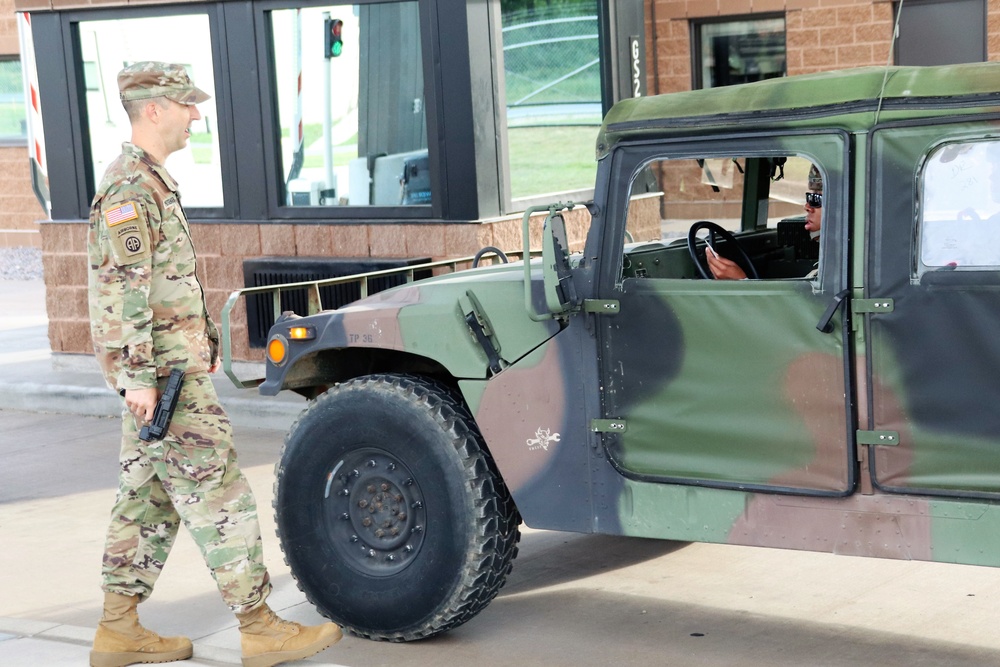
[78,16,223,208]
[269,3,430,208]
[0,60,27,142]
[697,17,786,89]
[500,0,601,202]
[921,140,1000,269]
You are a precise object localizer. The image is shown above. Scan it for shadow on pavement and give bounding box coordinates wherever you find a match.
[344,588,1000,667]
[501,533,687,596]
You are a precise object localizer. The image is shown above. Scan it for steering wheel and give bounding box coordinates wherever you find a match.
[686,220,759,280]
[472,246,509,268]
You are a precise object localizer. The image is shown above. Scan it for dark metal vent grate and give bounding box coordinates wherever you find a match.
[243,257,431,348]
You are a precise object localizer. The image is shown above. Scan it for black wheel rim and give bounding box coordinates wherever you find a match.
[322,447,427,577]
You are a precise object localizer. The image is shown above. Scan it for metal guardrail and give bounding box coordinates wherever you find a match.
[219,253,516,389]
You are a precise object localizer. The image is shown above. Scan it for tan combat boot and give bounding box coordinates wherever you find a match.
[236,603,342,667]
[90,592,193,667]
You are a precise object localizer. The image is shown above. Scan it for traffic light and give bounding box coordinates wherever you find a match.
[324,17,343,58]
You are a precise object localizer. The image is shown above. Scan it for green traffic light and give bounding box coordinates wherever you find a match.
[332,42,342,57]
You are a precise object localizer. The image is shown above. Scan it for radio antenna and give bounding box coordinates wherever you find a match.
[875,0,906,125]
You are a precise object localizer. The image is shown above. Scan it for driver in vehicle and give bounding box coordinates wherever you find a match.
[707,165,823,280]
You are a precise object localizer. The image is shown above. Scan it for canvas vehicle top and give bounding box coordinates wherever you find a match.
[222,61,1000,641]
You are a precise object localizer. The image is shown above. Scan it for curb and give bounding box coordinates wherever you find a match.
[0,363,306,432]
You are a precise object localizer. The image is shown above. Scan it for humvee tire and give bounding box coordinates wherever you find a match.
[273,373,521,641]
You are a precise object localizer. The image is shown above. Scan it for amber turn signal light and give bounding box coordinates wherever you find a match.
[267,336,287,365]
[288,326,315,340]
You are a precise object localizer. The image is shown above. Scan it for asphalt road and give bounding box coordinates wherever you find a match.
[4,408,1000,666]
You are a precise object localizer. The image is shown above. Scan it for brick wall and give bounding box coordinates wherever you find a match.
[41,206,595,361]
[991,0,1000,60]
[0,0,20,53]
[648,0,897,95]
[0,146,43,248]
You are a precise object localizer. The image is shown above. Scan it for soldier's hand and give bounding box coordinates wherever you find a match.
[706,252,747,280]
[209,357,221,374]
[125,387,159,422]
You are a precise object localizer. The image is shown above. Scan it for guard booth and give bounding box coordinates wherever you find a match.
[16,0,646,360]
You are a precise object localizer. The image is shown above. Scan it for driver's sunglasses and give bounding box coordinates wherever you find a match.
[805,191,822,208]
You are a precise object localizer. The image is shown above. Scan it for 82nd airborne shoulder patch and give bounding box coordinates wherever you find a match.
[105,201,152,265]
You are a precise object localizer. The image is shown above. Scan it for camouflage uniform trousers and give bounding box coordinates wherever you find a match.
[101,371,271,613]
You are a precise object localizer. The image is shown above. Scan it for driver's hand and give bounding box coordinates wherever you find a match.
[707,252,747,280]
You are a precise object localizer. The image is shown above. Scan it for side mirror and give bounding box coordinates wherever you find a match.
[542,213,577,314]
[522,203,580,321]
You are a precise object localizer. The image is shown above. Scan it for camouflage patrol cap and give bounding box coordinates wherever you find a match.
[808,165,823,192]
[118,62,210,106]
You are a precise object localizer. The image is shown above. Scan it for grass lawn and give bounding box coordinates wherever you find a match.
[188,123,598,195]
[508,125,598,199]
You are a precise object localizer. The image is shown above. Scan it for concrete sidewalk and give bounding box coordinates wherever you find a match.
[0,279,306,431]
[0,409,355,667]
[0,278,342,666]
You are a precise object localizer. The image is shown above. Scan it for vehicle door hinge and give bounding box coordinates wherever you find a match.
[583,299,620,315]
[856,430,899,446]
[591,418,627,433]
[852,298,894,315]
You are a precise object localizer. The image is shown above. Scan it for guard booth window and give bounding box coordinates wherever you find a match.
[693,16,786,89]
[499,0,601,204]
[267,3,431,209]
[77,15,223,208]
[0,59,27,144]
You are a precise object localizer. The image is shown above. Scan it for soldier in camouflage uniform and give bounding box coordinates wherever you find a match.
[87,62,342,667]
[706,163,823,280]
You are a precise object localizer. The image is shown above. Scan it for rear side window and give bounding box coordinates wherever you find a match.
[920,140,1000,270]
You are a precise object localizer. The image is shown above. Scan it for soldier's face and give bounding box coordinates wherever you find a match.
[804,190,822,233]
[161,100,202,156]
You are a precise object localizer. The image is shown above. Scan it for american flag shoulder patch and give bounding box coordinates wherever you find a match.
[105,201,139,227]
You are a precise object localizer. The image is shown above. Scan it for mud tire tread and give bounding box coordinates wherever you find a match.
[273,373,521,642]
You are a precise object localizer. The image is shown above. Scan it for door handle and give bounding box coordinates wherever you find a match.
[816,288,851,333]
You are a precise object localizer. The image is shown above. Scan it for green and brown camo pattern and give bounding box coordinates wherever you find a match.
[103,372,271,612]
[88,142,219,392]
[262,62,1000,568]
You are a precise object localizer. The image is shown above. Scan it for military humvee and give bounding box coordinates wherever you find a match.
[223,62,1000,641]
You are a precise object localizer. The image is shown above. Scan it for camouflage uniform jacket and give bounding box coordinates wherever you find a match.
[87,142,219,391]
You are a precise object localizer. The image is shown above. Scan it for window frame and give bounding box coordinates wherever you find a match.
[254,0,441,222]
[690,13,787,91]
[596,129,849,295]
[916,137,1000,276]
[495,1,601,213]
[66,4,238,220]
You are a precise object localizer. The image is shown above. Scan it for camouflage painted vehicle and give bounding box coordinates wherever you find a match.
[223,62,1000,641]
